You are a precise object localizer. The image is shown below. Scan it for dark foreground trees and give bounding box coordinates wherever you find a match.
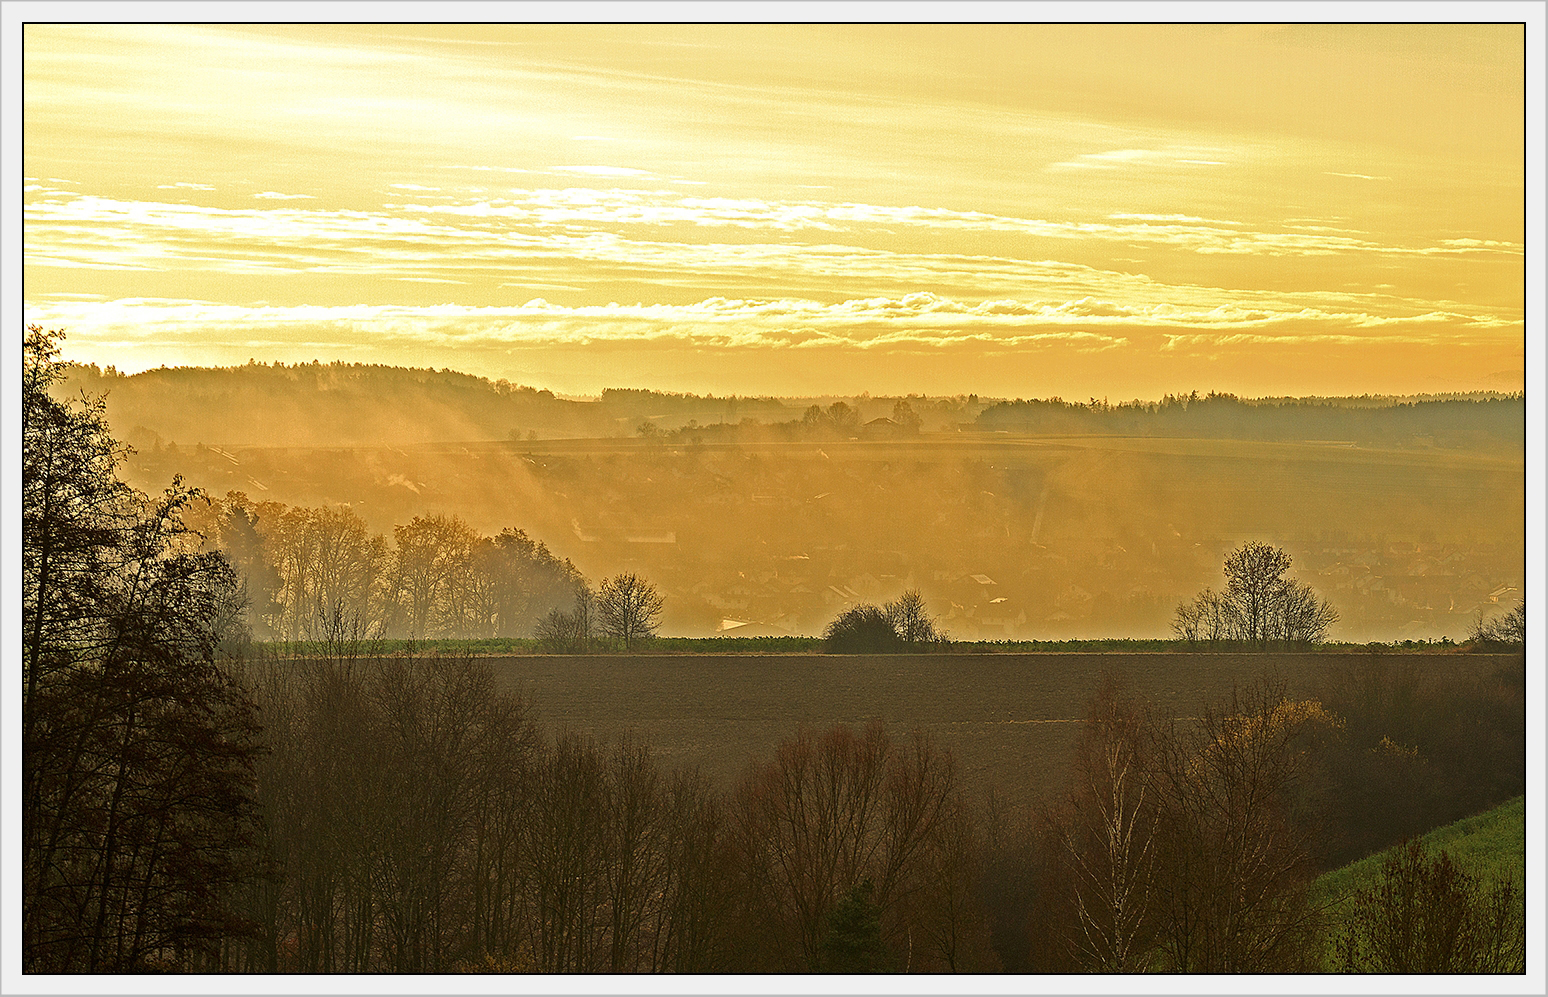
[1173,541,1338,648]
[728,720,997,971]
[236,641,737,973]
[226,650,999,974]
[23,327,263,971]
[1053,677,1336,973]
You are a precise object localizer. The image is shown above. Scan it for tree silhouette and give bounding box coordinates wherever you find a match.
[1173,542,1337,648]
[824,592,943,653]
[23,326,262,971]
[823,605,903,653]
[597,573,664,650]
[1467,601,1524,649]
[885,589,944,644]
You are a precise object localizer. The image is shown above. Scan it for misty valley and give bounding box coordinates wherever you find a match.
[69,359,1525,645]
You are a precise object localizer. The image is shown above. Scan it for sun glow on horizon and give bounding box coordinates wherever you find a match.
[22,22,1526,399]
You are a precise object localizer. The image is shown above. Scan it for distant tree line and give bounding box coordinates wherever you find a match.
[192,498,584,643]
[63,356,1519,454]
[977,391,1523,448]
[62,362,948,448]
[61,358,607,447]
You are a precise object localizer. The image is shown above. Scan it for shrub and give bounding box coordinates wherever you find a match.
[823,590,944,653]
[823,604,904,653]
[1336,838,1524,973]
[1467,602,1524,649]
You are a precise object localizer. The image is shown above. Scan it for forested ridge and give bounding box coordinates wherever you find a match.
[61,357,1522,449]
[23,328,1526,974]
[977,392,1524,448]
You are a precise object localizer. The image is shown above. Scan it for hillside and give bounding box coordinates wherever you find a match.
[58,360,1525,642]
[1310,795,1527,971]
[60,360,1522,450]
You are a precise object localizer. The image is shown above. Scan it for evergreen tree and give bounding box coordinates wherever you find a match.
[818,879,891,973]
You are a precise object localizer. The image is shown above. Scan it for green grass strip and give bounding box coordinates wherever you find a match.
[1310,795,1525,971]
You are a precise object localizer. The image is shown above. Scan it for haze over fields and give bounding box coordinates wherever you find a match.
[68,359,1524,644]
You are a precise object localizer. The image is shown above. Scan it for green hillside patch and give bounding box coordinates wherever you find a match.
[1311,795,1525,971]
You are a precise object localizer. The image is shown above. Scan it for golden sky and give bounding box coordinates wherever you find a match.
[22,22,1527,398]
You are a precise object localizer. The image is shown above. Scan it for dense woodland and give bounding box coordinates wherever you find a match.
[23,328,1527,974]
[60,359,1522,449]
[976,392,1525,449]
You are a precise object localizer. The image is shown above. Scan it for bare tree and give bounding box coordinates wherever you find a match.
[1223,542,1292,646]
[1148,681,1337,972]
[601,736,668,972]
[1171,588,1231,645]
[655,769,734,972]
[1274,578,1340,645]
[730,721,960,971]
[389,514,478,639]
[1468,601,1525,648]
[534,582,596,652]
[885,589,944,645]
[596,573,664,650]
[1063,677,1159,972]
[1174,543,1337,648]
[524,734,609,972]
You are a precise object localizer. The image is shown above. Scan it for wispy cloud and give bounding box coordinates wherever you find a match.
[23,292,1511,362]
[403,188,1521,258]
[23,191,1523,338]
[1047,148,1233,171]
[1108,213,1244,226]
[27,190,1523,289]
[554,165,652,177]
[253,191,316,200]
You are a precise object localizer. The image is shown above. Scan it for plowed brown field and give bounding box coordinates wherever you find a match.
[490,651,1521,815]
